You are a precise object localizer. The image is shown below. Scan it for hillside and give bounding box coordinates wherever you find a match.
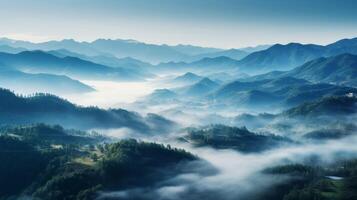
[285,53,357,87]
[237,37,357,74]
[0,88,174,133]
[211,77,357,108]
[0,51,148,81]
[237,43,325,73]
[181,125,291,152]
[0,38,223,64]
[0,134,197,200]
[172,72,204,85]
[0,69,94,95]
[178,77,220,97]
[283,95,357,117]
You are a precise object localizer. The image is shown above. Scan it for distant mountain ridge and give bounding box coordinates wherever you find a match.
[0,38,225,64]
[283,95,357,117]
[0,88,175,133]
[237,37,357,73]
[0,50,149,81]
[172,72,204,85]
[210,76,357,108]
[0,37,273,64]
[245,53,357,87]
[0,68,94,95]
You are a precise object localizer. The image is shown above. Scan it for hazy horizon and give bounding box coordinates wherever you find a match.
[1,0,357,48]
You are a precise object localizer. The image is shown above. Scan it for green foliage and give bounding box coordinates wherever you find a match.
[284,96,357,117]
[0,88,149,131]
[262,160,357,200]
[0,123,104,147]
[184,124,291,152]
[0,136,49,198]
[98,139,196,186]
[0,127,196,200]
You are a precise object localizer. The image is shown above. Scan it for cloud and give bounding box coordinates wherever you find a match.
[97,135,357,200]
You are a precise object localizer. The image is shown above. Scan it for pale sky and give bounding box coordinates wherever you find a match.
[1,0,357,48]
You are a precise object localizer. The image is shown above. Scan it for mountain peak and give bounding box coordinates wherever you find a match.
[196,77,219,87]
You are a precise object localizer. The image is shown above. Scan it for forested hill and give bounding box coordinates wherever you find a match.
[0,88,175,133]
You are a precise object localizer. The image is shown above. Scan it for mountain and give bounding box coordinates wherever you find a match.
[0,69,94,95]
[0,124,107,146]
[239,44,272,53]
[285,53,357,87]
[48,49,155,77]
[0,88,174,133]
[189,49,249,61]
[170,44,222,56]
[283,95,357,118]
[157,56,241,74]
[89,39,190,64]
[48,48,148,68]
[178,77,220,97]
[237,43,325,73]
[0,135,197,200]
[172,72,204,85]
[237,37,357,74]
[212,77,309,99]
[210,77,357,108]
[325,37,357,55]
[0,45,27,54]
[247,53,357,87]
[141,89,179,104]
[190,56,240,69]
[141,78,220,104]
[181,125,291,152]
[0,38,103,56]
[0,51,148,81]
[0,38,224,64]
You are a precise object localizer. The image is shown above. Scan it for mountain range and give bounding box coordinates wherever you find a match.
[0,50,149,81]
[158,37,357,75]
[210,77,357,108]
[246,53,357,87]
[0,37,273,64]
[0,38,224,64]
[236,37,357,73]
[0,88,175,133]
[0,68,94,95]
[283,95,357,118]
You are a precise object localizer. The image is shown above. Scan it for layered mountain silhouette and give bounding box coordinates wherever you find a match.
[237,37,357,73]
[0,88,174,133]
[176,77,220,97]
[172,72,204,85]
[285,53,357,87]
[0,45,27,54]
[157,56,241,74]
[283,95,357,117]
[188,49,249,62]
[246,53,357,87]
[0,50,149,81]
[210,77,357,108]
[0,69,94,95]
[47,49,155,78]
[0,38,224,64]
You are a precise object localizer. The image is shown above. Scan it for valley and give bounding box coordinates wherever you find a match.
[1,1,357,199]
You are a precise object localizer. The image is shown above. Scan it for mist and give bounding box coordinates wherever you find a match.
[96,134,357,200]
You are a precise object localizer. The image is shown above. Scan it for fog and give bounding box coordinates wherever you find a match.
[12,72,354,200]
[97,134,357,200]
[63,80,157,109]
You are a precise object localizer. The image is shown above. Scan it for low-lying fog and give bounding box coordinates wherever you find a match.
[98,133,357,200]
[63,80,158,109]
[9,75,356,199]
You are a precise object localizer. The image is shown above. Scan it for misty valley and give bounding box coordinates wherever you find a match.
[0,36,357,200]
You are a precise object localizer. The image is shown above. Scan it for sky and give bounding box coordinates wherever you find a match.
[0,0,357,48]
